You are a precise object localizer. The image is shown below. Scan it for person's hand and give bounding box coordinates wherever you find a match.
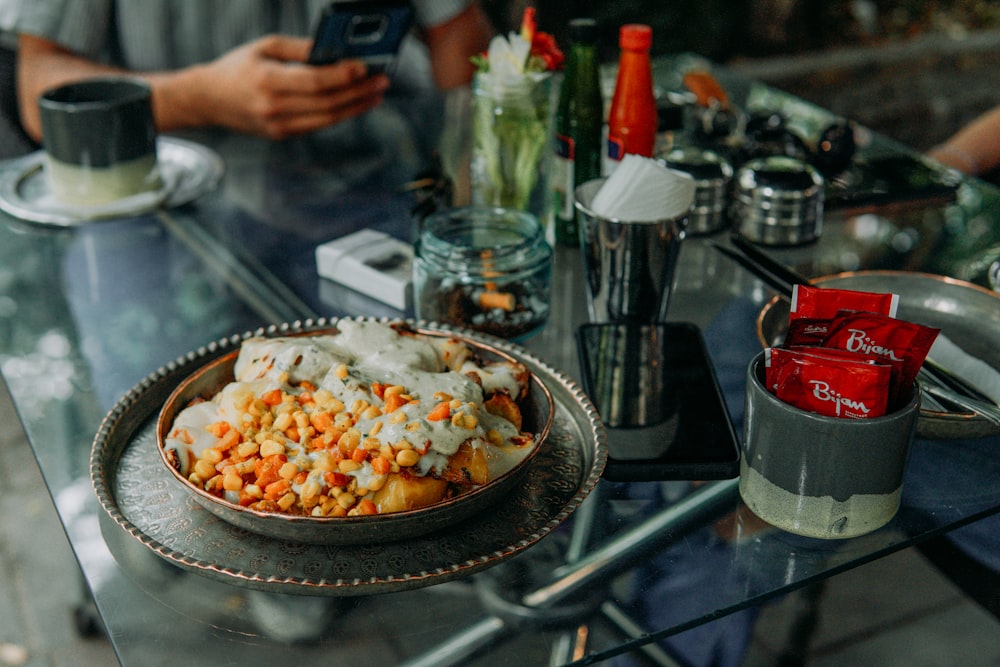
[188,34,390,139]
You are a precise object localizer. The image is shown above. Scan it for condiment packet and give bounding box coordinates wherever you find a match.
[790,284,899,321]
[775,287,937,416]
[590,154,695,222]
[819,311,939,410]
[765,347,892,419]
[784,317,833,347]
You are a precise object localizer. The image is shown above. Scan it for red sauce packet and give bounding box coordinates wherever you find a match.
[820,311,939,408]
[765,347,892,419]
[784,317,833,347]
[790,284,899,321]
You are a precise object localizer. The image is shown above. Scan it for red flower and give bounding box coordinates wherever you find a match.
[531,31,564,71]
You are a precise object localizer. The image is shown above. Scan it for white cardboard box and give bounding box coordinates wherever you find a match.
[315,229,413,311]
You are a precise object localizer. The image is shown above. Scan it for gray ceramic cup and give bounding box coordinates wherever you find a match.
[574,178,688,323]
[740,351,920,539]
[39,77,161,205]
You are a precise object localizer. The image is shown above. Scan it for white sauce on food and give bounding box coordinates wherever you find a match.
[164,321,536,499]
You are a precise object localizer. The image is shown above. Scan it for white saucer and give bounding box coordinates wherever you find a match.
[0,136,225,226]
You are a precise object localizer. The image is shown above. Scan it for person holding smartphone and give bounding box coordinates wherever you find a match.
[7,0,493,142]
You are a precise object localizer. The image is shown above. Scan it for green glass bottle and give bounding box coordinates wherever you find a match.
[553,18,603,245]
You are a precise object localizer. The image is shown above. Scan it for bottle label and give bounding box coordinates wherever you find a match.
[606,135,626,168]
[553,134,576,221]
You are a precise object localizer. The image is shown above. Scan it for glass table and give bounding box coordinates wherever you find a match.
[2,60,999,666]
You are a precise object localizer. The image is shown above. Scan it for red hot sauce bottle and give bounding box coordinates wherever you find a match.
[606,24,657,170]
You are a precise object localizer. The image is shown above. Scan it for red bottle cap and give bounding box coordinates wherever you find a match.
[619,24,652,51]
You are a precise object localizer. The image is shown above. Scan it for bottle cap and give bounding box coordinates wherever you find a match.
[568,18,598,44]
[619,24,652,51]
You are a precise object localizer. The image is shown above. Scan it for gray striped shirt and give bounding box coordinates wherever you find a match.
[3,0,470,70]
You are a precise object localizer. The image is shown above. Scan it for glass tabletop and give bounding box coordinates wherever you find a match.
[2,59,999,666]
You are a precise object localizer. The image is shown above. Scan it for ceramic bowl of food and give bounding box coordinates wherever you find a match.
[156,318,554,544]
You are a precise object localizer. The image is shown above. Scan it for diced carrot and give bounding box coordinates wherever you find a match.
[264,479,291,501]
[254,454,286,488]
[426,401,451,421]
[383,393,407,413]
[324,471,350,488]
[260,388,283,406]
[285,426,300,443]
[357,499,378,515]
[310,411,334,433]
[371,382,386,399]
[216,427,240,451]
[371,456,391,475]
[300,380,317,392]
[296,391,314,405]
[206,421,230,438]
[351,446,368,463]
[294,471,309,485]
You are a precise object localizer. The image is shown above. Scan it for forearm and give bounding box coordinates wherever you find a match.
[17,34,212,141]
[424,2,494,89]
[929,106,1000,175]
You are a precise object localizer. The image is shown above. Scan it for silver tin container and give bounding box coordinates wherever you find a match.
[659,146,733,235]
[733,156,824,246]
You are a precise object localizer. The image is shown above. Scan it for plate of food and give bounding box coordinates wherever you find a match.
[156,319,552,544]
[756,270,1000,440]
[91,317,606,594]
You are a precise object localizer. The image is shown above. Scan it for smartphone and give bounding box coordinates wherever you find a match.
[308,0,414,73]
[576,322,740,482]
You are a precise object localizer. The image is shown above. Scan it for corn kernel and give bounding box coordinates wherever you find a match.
[223,472,243,491]
[277,492,297,511]
[273,412,293,432]
[396,449,420,467]
[244,484,263,499]
[279,462,299,480]
[194,459,216,480]
[202,448,223,465]
[236,440,259,459]
[389,411,407,425]
[337,493,356,510]
[337,428,361,451]
[338,459,361,473]
[259,439,285,457]
[313,452,334,472]
[300,480,321,500]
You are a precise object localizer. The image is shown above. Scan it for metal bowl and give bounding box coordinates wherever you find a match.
[756,270,1000,440]
[155,321,554,544]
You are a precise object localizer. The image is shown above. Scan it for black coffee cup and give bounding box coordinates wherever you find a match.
[39,77,161,205]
